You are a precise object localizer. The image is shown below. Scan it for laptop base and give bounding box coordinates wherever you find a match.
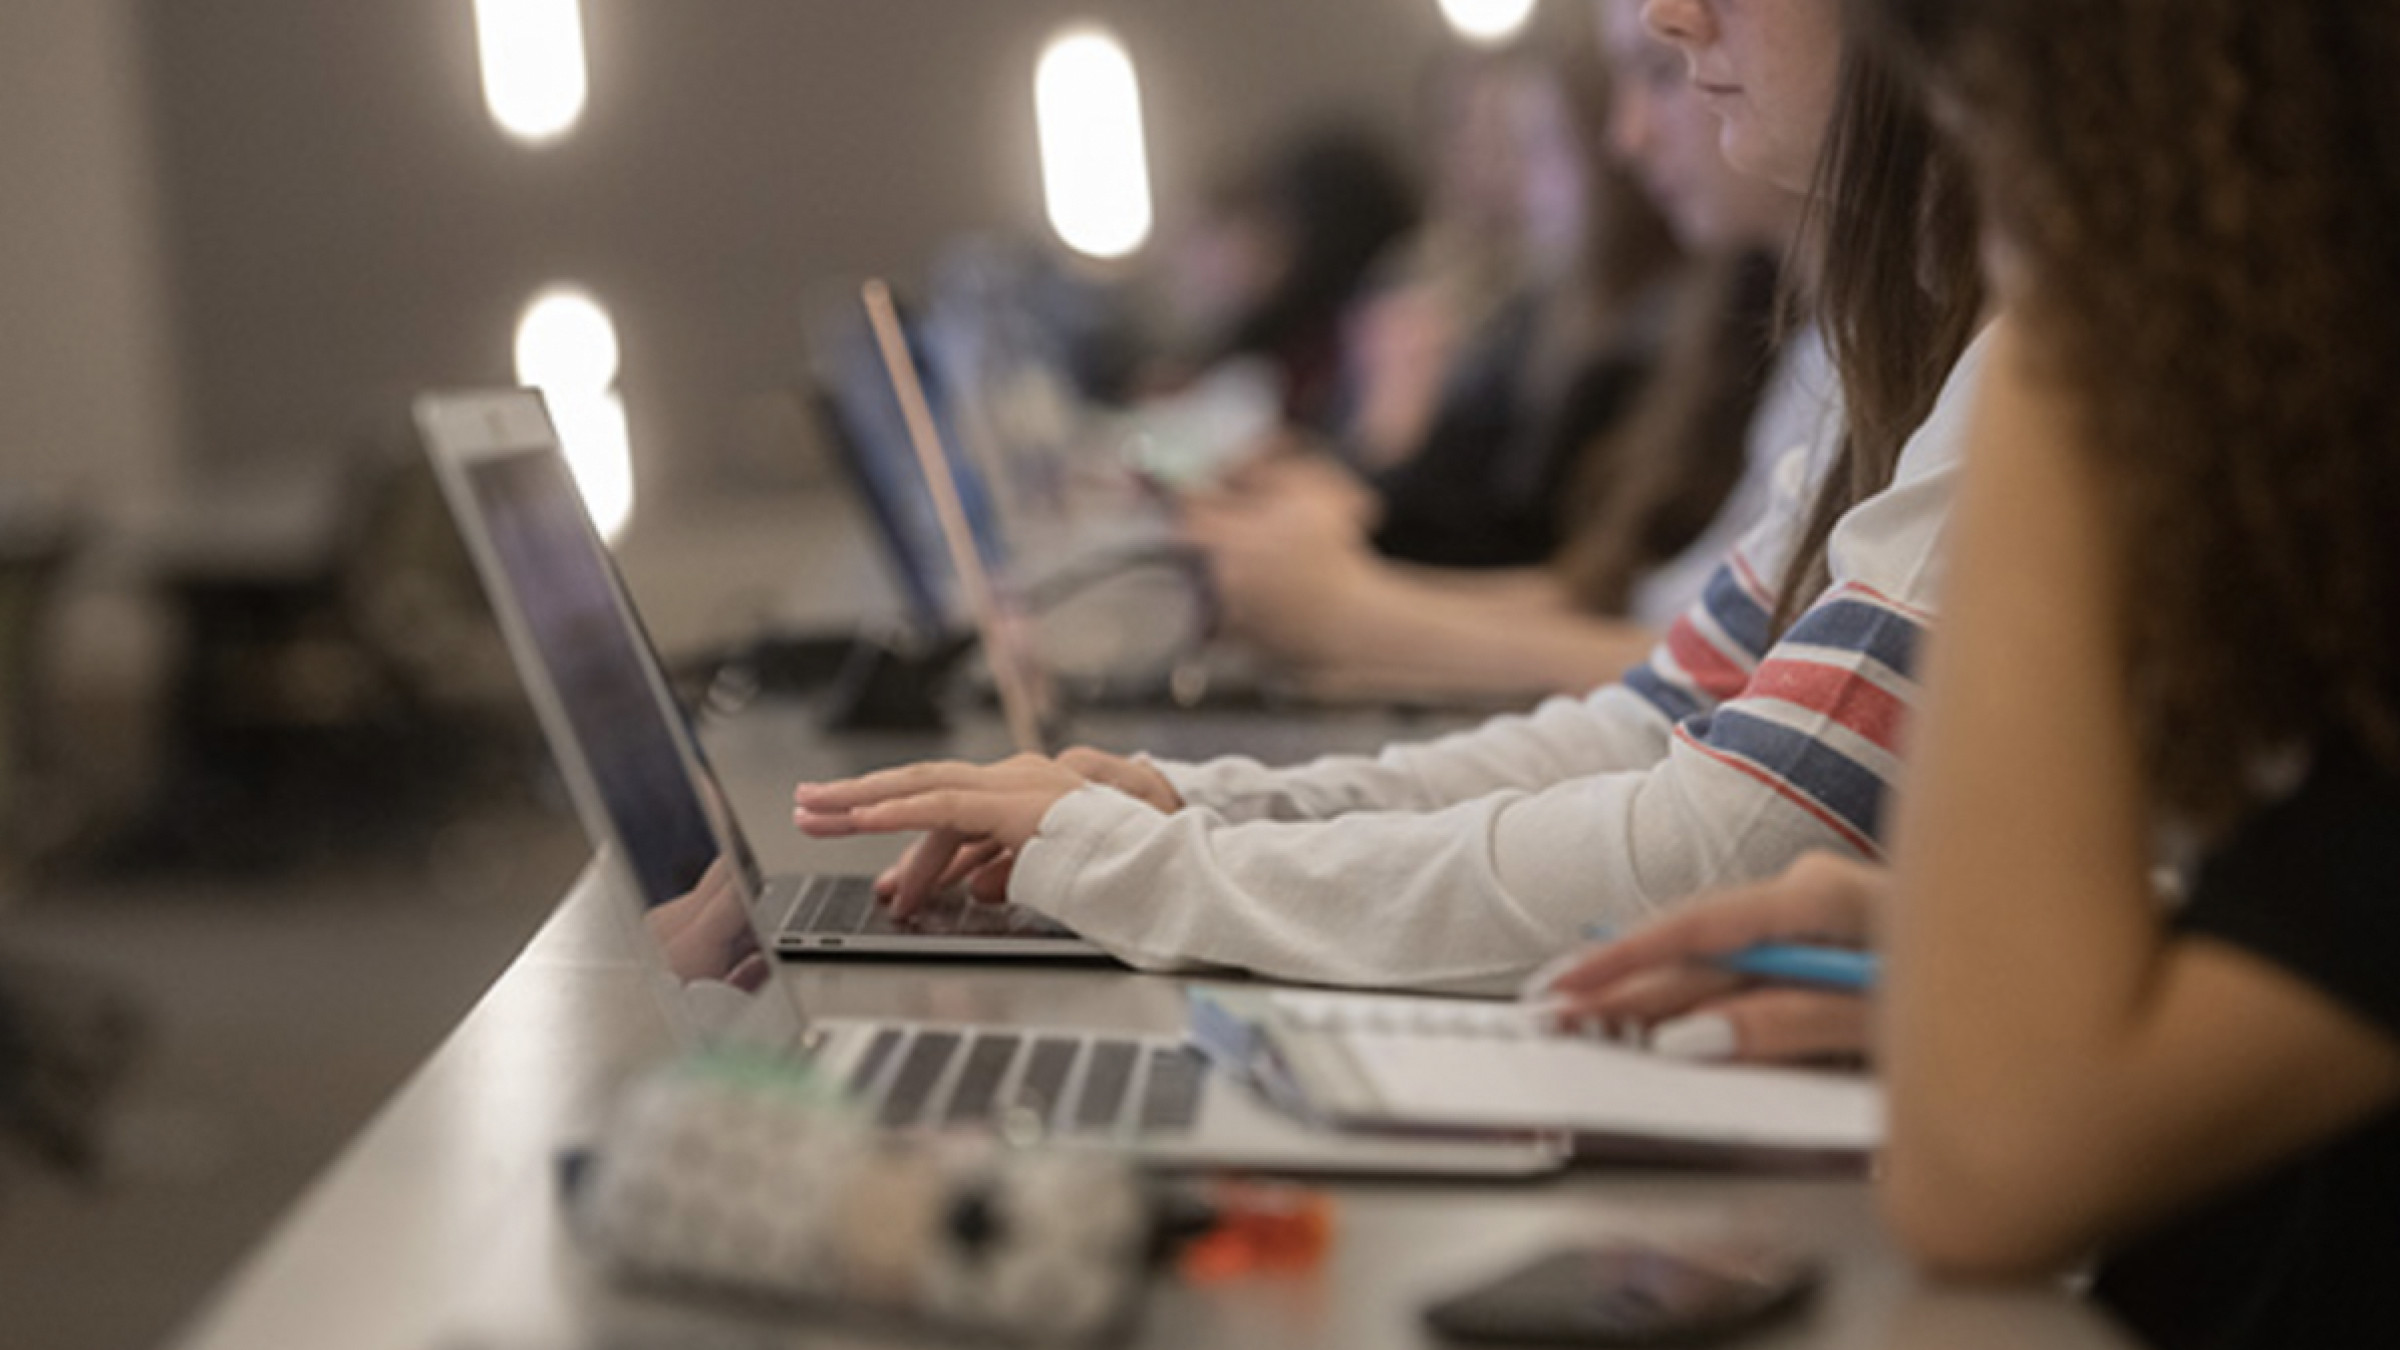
[765,873,1113,962]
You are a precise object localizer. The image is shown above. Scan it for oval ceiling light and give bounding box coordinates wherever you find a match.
[515,286,633,540]
[513,287,619,392]
[1034,26,1154,260]
[1437,0,1539,46]
[474,0,589,144]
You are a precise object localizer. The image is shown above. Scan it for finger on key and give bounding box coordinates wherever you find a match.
[887,828,968,916]
[968,853,1017,906]
[937,839,1005,892]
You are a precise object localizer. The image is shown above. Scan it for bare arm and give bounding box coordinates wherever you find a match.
[1291,563,1657,701]
[1381,561,1577,606]
[1878,323,2400,1276]
[1185,488,1655,700]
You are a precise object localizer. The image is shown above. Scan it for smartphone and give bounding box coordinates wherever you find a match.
[1422,1240,1820,1345]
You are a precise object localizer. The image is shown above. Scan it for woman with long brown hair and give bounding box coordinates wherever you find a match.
[1540,1,2400,1342]
[790,1,1992,991]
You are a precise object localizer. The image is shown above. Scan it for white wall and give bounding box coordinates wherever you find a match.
[137,1,1449,499]
[0,0,184,811]
[0,0,183,508]
[0,0,1474,821]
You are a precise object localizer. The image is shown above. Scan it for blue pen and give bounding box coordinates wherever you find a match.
[1577,925,1879,992]
[1711,943,1879,991]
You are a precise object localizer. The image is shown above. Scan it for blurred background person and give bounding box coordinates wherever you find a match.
[1143,24,1683,576]
[1179,0,1827,701]
[1344,30,1683,569]
[1147,126,1420,435]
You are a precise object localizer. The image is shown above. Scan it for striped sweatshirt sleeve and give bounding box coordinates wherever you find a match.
[1660,574,1925,858]
[1013,327,1995,989]
[1148,470,1809,826]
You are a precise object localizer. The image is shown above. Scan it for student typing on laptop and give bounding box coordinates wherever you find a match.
[418,385,1555,1175]
[795,0,1991,991]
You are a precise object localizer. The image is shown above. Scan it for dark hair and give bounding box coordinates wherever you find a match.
[1771,45,1986,633]
[1856,0,2400,830]
[1217,126,1421,369]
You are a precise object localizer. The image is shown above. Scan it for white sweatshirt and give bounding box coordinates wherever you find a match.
[1630,323,1839,627]
[1012,326,1996,989]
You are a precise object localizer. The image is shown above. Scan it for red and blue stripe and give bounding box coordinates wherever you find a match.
[1634,573,1929,855]
[1624,557,1776,725]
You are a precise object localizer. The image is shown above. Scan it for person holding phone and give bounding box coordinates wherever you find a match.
[1539,2,2400,1344]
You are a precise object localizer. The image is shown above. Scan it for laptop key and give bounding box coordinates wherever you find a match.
[925,898,1074,939]
[949,901,1020,937]
[784,880,832,933]
[847,1028,904,1097]
[813,876,880,934]
[1015,1038,1079,1127]
[1073,1040,1140,1133]
[943,1034,1023,1126]
[885,890,970,935]
[877,1031,962,1128]
[1137,1046,1207,1135]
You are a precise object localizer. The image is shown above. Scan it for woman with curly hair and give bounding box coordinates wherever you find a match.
[1540,1,2400,1343]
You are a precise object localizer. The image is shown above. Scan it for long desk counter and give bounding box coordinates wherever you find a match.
[169,698,2142,1350]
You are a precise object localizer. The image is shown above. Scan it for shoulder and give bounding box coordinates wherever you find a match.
[1818,320,2007,607]
[1897,319,2005,486]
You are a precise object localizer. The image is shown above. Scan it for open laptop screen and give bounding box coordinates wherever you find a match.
[811,292,1011,638]
[457,442,770,995]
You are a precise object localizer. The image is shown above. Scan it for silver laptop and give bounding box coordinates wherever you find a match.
[858,280,1062,753]
[585,797,1561,1177]
[822,283,1284,740]
[418,386,1558,1177]
[847,283,1512,756]
[415,388,1104,960]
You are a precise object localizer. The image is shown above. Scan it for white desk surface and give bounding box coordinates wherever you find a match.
[167,700,2142,1350]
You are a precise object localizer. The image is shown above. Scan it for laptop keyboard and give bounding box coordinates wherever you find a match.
[1018,1037,1079,1118]
[1073,1041,1140,1132]
[806,875,881,933]
[877,1031,963,1128]
[847,1027,1206,1137]
[787,875,1079,941]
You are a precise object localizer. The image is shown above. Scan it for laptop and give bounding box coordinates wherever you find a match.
[850,283,1396,759]
[803,283,1010,652]
[833,282,1519,744]
[418,387,1559,1178]
[583,791,1560,1177]
[857,279,1062,753]
[414,387,1103,960]
[813,285,1236,741]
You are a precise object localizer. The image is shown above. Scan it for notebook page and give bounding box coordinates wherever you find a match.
[1273,992,1881,1152]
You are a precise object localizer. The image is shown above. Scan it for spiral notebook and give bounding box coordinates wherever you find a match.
[1189,987,1882,1161]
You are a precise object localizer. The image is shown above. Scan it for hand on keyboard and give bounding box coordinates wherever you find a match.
[794,755,1085,916]
[795,751,1177,918]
